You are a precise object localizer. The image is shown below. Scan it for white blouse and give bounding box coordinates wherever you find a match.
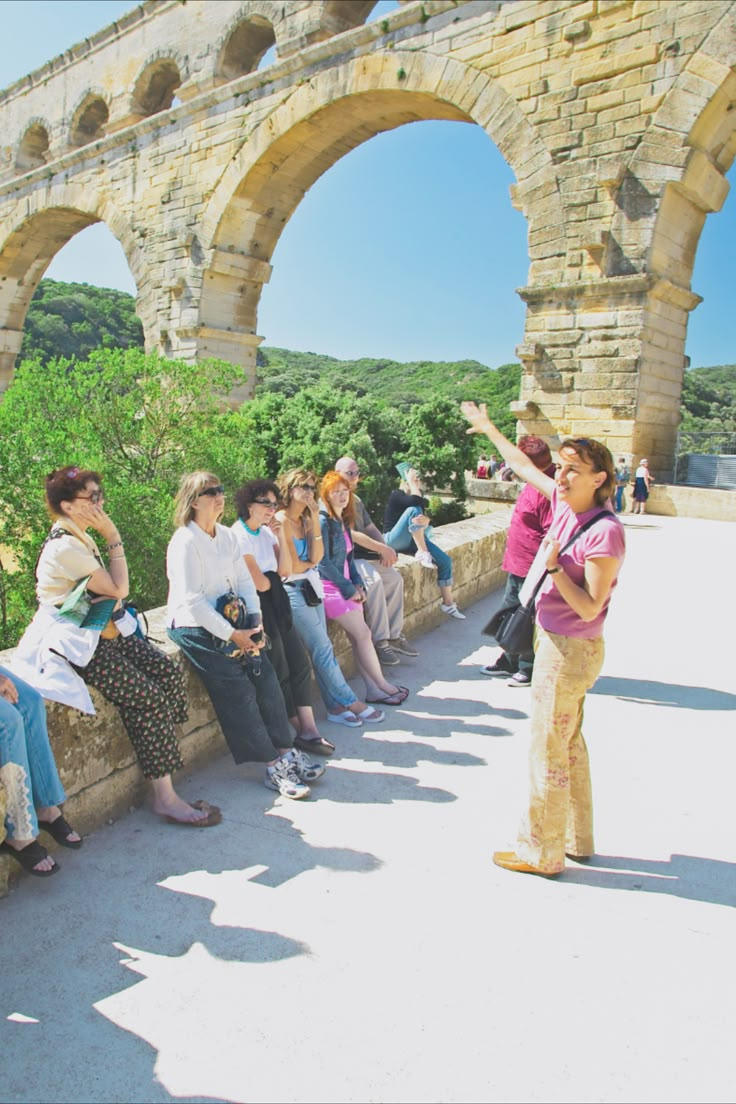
[166,521,260,640]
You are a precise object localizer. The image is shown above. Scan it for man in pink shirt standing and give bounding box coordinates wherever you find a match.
[481,436,555,686]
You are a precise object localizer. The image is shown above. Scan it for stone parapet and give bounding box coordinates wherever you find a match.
[0,514,509,895]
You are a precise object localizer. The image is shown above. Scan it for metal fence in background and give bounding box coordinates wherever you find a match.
[673,429,736,489]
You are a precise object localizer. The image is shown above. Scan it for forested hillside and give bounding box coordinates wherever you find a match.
[16,278,736,434]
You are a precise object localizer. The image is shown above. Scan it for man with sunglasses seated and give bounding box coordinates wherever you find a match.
[335,457,418,667]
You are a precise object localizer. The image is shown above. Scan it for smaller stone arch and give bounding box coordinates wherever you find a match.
[217,13,276,81]
[131,54,183,117]
[321,1,380,34]
[15,119,51,172]
[69,91,109,147]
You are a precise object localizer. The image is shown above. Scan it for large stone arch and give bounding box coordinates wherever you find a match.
[0,191,146,391]
[597,8,736,466]
[195,50,562,394]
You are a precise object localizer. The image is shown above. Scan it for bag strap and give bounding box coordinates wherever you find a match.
[527,510,611,605]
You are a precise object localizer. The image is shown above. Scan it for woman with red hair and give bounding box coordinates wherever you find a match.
[319,471,408,707]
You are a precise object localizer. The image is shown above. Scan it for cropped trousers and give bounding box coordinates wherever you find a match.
[516,625,605,873]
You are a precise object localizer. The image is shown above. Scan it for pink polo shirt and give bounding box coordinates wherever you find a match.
[535,490,625,639]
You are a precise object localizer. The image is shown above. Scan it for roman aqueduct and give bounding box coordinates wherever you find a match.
[1,0,736,475]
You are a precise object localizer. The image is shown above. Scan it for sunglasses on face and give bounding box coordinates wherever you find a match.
[253,498,278,508]
[343,469,360,477]
[198,485,225,498]
[296,483,316,492]
[76,489,104,504]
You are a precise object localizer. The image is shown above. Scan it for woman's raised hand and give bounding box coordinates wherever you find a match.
[461,401,494,435]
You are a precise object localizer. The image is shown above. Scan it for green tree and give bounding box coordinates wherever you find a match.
[0,349,245,646]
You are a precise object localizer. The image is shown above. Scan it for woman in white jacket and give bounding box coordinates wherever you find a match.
[166,471,325,800]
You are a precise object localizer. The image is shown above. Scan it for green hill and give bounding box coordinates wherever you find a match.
[16,278,736,439]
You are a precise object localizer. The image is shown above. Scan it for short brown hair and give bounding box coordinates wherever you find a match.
[559,438,615,506]
[45,466,102,516]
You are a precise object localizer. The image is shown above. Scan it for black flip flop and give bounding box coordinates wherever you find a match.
[294,734,335,756]
[0,839,59,877]
[38,813,83,849]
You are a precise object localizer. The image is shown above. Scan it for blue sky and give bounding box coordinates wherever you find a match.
[1,0,734,369]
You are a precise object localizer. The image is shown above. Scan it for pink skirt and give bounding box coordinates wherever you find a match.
[323,580,361,619]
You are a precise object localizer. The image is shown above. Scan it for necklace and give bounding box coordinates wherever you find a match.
[241,519,260,536]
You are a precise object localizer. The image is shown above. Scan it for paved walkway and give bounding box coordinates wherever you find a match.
[1,516,734,1104]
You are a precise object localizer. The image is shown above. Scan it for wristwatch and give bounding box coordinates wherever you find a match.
[548,566,561,574]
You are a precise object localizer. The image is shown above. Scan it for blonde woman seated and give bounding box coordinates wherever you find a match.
[319,471,409,707]
[276,469,384,729]
[166,472,324,799]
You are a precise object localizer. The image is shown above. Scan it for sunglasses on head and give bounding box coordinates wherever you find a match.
[253,497,278,507]
[198,485,225,498]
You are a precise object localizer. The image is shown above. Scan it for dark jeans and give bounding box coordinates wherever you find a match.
[168,627,293,764]
[501,573,534,677]
[260,592,313,717]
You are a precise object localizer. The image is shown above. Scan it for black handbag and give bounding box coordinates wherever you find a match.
[483,511,610,657]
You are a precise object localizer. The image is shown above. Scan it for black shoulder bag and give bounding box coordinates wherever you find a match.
[482,511,610,658]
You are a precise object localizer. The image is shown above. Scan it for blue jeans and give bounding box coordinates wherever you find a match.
[0,665,66,842]
[286,584,357,711]
[384,507,453,585]
[615,485,625,512]
[167,628,293,764]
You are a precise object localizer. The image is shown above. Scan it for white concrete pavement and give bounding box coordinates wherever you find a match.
[0,515,734,1104]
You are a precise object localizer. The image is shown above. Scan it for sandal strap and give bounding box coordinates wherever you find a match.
[38,814,76,844]
[1,838,56,874]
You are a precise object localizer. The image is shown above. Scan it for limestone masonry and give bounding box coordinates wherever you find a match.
[2,0,736,475]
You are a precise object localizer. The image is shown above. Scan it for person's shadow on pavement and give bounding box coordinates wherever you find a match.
[562,853,736,907]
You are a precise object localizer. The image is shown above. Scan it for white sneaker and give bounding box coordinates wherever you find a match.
[287,748,326,782]
[414,550,435,569]
[441,603,466,620]
[265,757,311,799]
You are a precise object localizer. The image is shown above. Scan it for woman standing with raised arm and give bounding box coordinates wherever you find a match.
[461,402,625,877]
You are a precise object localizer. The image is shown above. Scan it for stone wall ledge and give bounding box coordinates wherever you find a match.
[0,514,509,895]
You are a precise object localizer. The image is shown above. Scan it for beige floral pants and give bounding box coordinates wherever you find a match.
[516,625,605,873]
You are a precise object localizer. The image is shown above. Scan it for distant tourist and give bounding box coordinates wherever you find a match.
[476,455,489,480]
[489,455,500,477]
[614,458,630,513]
[462,401,625,878]
[12,466,221,828]
[480,435,555,687]
[335,456,418,668]
[631,459,653,514]
[383,466,465,620]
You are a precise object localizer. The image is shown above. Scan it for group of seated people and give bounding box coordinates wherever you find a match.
[0,456,465,877]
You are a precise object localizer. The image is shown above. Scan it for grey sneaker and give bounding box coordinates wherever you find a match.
[390,634,418,657]
[265,757,311,799]
[441,603,466,620]
[375,641,401,666]
[288,748,326,783]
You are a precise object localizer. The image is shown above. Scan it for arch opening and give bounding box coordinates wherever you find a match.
[132,58,182,117]
[200,80,531,389]
[0,209,141,392]
[16,122,50,172]
[217,16,276,82]
[70,95,109,146]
